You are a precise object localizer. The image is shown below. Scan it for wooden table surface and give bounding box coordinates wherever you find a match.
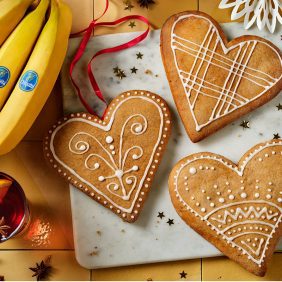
[0,0,281,280]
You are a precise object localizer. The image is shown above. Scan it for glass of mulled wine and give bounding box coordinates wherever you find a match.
[0,172,30,243]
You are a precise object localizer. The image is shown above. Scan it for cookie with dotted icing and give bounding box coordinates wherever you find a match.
[44,90,171,222]
[169,140,282,276]
[161,11,282,142]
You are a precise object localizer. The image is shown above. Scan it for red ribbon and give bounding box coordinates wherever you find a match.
[69,0,150,116]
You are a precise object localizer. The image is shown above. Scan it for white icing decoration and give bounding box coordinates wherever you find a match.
[266,194,272,199]
[189,167,197,174]
[106,136,113,144]
[229,195,235,200]
[255,193,260,198]
[50,95,165,213]
[173,141,282,266]
[170,14,282,132]
[278,198,282,203]
[241,193,247,199]
[219,198,225,203]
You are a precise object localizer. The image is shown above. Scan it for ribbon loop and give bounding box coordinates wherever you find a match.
[69,0,150,117]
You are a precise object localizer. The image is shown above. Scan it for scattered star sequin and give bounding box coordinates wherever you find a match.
[123,0,134,11]
[273,133,281,139]
[179,270,187,279]
[138,0,156,8]
[136,52,144,59]
[276,103,282,111]
[113,66,126,79]
[167,218,174,226]
[157,212,165,219]
[128,21,136,28]
[240,120,250,129]
[130,66,138,73]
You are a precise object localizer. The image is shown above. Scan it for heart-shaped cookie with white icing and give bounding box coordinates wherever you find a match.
[169,140,282,276]
[44,90,171,222]
[161,11,282,142]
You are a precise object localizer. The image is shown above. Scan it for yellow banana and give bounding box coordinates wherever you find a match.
[0,0,50,109]
[0,0,34,46]
[0,0,72,155]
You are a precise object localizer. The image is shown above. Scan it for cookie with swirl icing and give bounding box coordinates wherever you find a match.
[169,139,282,276]
[161,11,282,142]
[44,90,171,222]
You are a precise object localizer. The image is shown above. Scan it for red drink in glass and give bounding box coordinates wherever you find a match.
[0,172,30,243]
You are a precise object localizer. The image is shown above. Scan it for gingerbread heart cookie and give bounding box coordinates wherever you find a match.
[161,11,282,142]
[44,90,171,222]
[169,140,282,276]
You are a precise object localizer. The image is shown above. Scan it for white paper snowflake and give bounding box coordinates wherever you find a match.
[219,0,282,33]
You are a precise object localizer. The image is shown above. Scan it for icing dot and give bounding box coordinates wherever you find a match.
[135,125,142,133]
[278,198,282,203]
[255,185,259,189]
[266,194,272,199]
[115,170,124,178]
[227,189,232,193]
[189,167,197,174]
[196,202,200,206]
[109,145,115,150]
[94,163,100,169]
[265,154,269,157]
[210,203,215,207]
[268,182,273,185]
[201,189,206,193]
[191,196,195,200]
[240,193,247,198]
[79,144,86,151]
[206,196,211,200]
[132,154,138,160]
[240,186,245,190]
[98,176,105,182]
[201,208,206,213]
[256,180,259,183]
[216,192,221,196]
[258,158,262,162]
[132,165,139,171]
[255,193,260,198]
[126,179,133,184]
[106,136,113,144]
[229,195,235,200]
[199,166,203,170]
[214,185,218,189]
[219,198,225,203]
[226,182,230,185]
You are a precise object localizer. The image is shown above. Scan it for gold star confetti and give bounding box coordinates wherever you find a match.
[128,21,136,28]
[273,133,281,139]
[123,0,134,11]
[276,103,282,110]
[167,218,174,226]
[240,120,250,129]
[136,52,143,59]
[113,67,126,79]
[113,66,119,74]
[130,66,138,73]
[179,270,187,279]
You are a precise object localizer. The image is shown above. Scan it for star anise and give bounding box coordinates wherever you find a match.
[0,217,10,238]
[29,256,52,281]
[137,0,155,8]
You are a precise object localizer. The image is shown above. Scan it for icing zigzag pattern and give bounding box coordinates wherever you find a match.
[210,206,279,224]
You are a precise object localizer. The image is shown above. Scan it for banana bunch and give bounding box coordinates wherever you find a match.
[0,0,72,155]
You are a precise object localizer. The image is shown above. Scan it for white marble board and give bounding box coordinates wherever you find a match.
[61,23,282,269]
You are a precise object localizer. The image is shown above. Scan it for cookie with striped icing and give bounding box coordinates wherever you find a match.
[161,11,282,142]
[169,140,282,276]
[44,90,172,222]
